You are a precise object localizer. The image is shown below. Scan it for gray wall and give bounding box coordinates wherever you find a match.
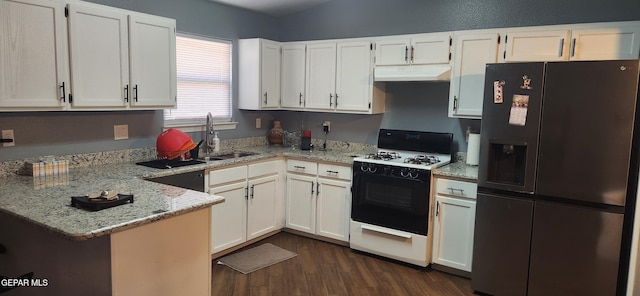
[2,0,640,161]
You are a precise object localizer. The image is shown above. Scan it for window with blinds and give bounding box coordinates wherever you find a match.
[164,34,232,126]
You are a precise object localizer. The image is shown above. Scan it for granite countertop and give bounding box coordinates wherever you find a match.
[432,161,479,181]
[0,145,371,241]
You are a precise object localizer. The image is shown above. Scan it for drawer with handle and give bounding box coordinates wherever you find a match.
[435,178,477,199]
[318,163,351,180]
[287,159,318,175]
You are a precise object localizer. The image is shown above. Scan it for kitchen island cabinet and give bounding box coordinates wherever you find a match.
[0,163,221,296]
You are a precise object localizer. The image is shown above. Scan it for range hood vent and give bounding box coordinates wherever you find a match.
[374,64,451,82]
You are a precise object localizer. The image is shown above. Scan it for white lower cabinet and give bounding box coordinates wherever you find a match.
[431,177,477,273]
[285,160,352,242]
[208,160,284,255]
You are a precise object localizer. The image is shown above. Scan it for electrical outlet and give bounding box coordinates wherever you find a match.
[323,121,330,133]
[114,125,129,140]
[2,130,15,147]
[256,118,262,129]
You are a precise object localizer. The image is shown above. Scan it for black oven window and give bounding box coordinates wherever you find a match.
[365,183,413,210]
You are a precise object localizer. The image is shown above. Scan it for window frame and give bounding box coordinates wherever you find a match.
[163,32,236,132]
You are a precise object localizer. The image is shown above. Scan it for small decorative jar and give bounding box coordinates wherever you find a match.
[269,120,284,145]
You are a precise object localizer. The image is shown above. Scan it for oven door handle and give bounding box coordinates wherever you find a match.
[361,224,412,239]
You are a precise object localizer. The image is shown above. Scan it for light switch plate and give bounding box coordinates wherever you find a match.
[114,125,129,140]
[256,118,262,129]
[2,130,15,147]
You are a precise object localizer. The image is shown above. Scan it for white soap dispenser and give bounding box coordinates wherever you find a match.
[213,132,220,152]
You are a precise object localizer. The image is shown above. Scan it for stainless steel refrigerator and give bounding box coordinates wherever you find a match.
[472,60,640,296]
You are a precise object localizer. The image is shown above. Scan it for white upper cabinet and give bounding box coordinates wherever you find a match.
[448,31,500,119]
[280,44,306,109]
[335,41,374,112]
[238,38,281,110]
[569,23,640,60]
[375,33,451,66]
[0,0,68,110]
[128,14,177,108]
[68,4,129,108]
[503,29,570,62]
[305,42,337,110]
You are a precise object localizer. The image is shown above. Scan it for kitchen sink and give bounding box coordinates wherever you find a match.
[199,151,258,161]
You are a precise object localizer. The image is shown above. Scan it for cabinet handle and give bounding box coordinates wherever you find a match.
[294,165,306,170]
[447,187,465,195]
[299,92,303,105]
[60,82,66,102]
[316,182,320,196]
[326,170,339,175]
[436,201,440,217]
[453,96,458,111]
[335,94,338,107]
[245,187,249,200]
[311,182,314,194]
[250,185,255,199]
[133,84,138,102]
[410,45,414,62]
[558,38,565,57]
[329,93,333,107]
[124,85,129,102]
[570,38,576,58]
[404,46,408,63]
[263,92,268,105]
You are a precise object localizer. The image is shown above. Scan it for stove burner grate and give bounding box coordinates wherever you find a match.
[365,151,401,161]
[404,155,440,165]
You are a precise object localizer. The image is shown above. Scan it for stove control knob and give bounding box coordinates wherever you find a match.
[383,166,392,174]
[409,169,419,179]
[369,164,378,173]
[360,164,368,172]
[400,168,409,178]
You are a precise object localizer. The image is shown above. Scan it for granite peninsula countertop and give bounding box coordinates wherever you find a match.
[0,146,371,241]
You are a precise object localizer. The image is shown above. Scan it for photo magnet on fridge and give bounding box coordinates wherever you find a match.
[493,80,504,103]
[520,75,532,90]
[509,94,529,126]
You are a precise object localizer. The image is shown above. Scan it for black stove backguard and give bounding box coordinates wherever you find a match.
[377,129,453,155]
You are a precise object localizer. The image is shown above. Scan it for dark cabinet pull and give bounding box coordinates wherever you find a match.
[335,94,338,106]
[299,92,303,105]
[124,85,129,102]
[326,170,339,175]
[436,201,440,216]
[245,187,248,199]
[294,165,306,170]
[250,185,255,199]
[404,46,408,62]
[410,45,414,62]
[570,38,576,57]
[60,82,66,102]
[316,182,320,196]
[329,94,333,107]
[133,84,138,102]
[263,92,268,105]
[311,182,314,194]
[558,38,565,57]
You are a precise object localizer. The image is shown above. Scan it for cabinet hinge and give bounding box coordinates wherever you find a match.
[64,7,68,17]
[497,35,501,44]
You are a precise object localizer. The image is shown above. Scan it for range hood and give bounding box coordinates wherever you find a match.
[374,64,451,82]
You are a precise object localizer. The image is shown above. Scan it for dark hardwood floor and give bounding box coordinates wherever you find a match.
[211,232,476,296]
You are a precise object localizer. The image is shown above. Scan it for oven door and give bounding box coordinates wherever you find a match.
[351,170,430,235]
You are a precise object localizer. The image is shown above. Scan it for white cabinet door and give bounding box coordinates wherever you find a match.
[375,38,411,66]
[570,25,640,60]
[449,32,500,118]
[210,181,247,254]
[411,33,451,65]
[261,41,281,109]
[305,43,336,110]
[67,4,129,108]
[503,30,570,62]
[0,0,68,109]
[247,174,279,240]
[316,178,351,242]
[128,14,176,108]
[281,44,306,109]
[285,174,316,234]
[335,41,372,112]
[432,195,476,272]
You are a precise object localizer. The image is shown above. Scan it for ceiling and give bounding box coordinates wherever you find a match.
[210,0,332,16]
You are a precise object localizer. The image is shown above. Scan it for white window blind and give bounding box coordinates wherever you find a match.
[164,34,232,126]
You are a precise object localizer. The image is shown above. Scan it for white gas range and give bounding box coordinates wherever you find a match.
[350,129,453,267]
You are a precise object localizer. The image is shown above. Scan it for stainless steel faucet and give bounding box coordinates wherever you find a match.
[206,112,215,154]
